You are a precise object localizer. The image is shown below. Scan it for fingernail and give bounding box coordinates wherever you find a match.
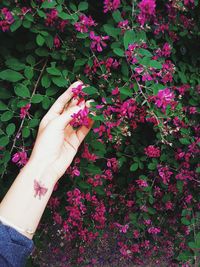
[86,99,95,107]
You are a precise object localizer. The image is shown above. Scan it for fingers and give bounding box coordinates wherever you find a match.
[41,80,83,127]
[54,102,85,130]
[76,117,94,143]
[76,99,95,143]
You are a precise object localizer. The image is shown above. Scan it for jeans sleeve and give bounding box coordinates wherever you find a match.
[0,222,34,267]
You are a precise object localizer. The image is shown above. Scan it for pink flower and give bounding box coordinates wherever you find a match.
[114,222,129,233]
[148,227,161,234]
[20,103,31,119]
[158,165,173,185]
[144,145,161,158]
[69,107,90,128]
[155,88,175,111]
[90,31,109,52]
[82,143,98,162]
[54,36,61,48]
[136,179,148,187]
[72,83,87,99]
[103,0,121,13]
[138,0,156,26]
[74,15,96,33]
[45,9,58,26]
[12,151,28,166]
[165,201,173,210]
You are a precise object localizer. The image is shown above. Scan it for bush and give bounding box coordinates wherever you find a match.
[0,0,200,266]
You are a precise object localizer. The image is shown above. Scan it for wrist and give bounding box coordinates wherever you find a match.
[20,158,58,186]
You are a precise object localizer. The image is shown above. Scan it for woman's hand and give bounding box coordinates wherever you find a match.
[28,80,94,183]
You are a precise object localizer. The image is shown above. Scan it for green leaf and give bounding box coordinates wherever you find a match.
[1,111,13,122]
[112,10,123,23]
[58,12,72,20]
[24,67,34,80]
[148,207,156,215]
[41,1,56,8]
[0,136,9,146]
[10,19,22,32]
[42,96,51,109]
[69,3,77,12]
[46,67,62,76]
[6,123,16,136]
[176,180,183,193]
[95,186,105,196]
[0,88,12,99]
[188,242,200,249]
[148,162,157,170]
[130,163,139,171]
[179,138,190,145]
[14,84,30,98]
[129,213,137,224]
[138,48,153,57]
[78,1,88,11]
[181,217,190,225]
[41,74,51,88]
[31,94,43,103]
[22,127,31,138]
[119,86,132,97]
[121,60,129,77]
[124,30,135,50]
[0,101,8,111]
[74,59,88,68]
[149,60,163,69]
[5,58,26,71]
[113,48,124,57]
[29,118,40,128]
[0,69,24,82]
[82,86,98,95]
[36,35,45,46]
[103,24,121,39]
[51,76,68,87]
[78,181,91,189]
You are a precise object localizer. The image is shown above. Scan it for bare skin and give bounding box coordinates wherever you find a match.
[0,80,94,239]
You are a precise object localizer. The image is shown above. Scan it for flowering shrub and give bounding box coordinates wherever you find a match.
[0,0,200,266]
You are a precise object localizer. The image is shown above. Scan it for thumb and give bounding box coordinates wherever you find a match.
[53,104,85,130]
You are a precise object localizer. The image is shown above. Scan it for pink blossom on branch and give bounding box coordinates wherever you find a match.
[89,31,109,52]
[138,0,156,26]
[103,0,121,13]
[144,145,161,158]
[154,88,175,111]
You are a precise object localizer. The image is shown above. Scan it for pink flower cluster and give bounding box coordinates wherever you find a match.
[89,31,109,52]
[144,145,161,158]
[74,14,96,33]
[158,165,173,185]
[71,83,87,99]
[103,0,121,13]
[138,0,156,26]
[20,103,31,119]
[45,9,68,31]
[148,226,161,234]
[12,150,28,167]
[54,36,61,48]
[69,107,90,128]
[136,179,148,187]
[84,57,120,78]
[0,8,14,32]
[154,88,175,112]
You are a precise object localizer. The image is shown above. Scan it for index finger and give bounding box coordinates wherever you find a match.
[41,80,84,126]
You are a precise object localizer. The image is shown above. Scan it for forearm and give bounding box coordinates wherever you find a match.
[0,159,57,240]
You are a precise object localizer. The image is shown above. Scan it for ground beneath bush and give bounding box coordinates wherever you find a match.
[29,223,177,267]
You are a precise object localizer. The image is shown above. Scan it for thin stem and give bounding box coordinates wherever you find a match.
[1,59,48,180]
